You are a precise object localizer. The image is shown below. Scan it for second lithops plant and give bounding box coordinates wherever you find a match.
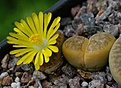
[109,36,121,85]
[62,32,116,71]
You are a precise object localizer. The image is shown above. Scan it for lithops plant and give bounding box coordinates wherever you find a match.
[109,36,121,85]
[62,36,88,68]
[84,32,116,71]
[62,32,116,71]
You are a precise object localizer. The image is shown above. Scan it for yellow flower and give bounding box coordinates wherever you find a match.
[7,12,61,70]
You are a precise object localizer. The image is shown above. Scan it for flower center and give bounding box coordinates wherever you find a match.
[29,34,48,50]
[29,34,42,45]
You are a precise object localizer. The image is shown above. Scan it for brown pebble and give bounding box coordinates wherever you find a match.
[1,54,9,68]
[71,5,80,16]
[41,80,53,88]
[21,72,32,83]
[26,78,35,86]
[77,69,92,79]
[15,72,23,78]
[0,78,2,85]
[2,76,13,86]
[96,10,105,18]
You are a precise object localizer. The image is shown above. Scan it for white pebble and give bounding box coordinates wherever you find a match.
[0,86,8,88]
[29,86,35,88]
[15,77,20,83]
[11,82,20,88]
[17,86,20,88]
[0,72,8,78]
[16,82,20,87]
[107,74,112,81]
[11,82,17,88]
[81,81,88,87]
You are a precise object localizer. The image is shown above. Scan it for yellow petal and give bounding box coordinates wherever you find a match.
[48,40,56,44]
[15,21,31,36]
[48,46,59,53]
[23,51,37,64]
[20,19,33,35]
[42,48,52,57]
[48,34,59,44]
[9,32,29,41]
[42,50,50,63]
[15,49,33,57]
[39,52,44,66]
[39,12,43,36]
[17,51,33,65]
[34,52,43,70]
[7,41,17,44]
[34,52,43,65]
[47,23,60,39]
[14,28,28,38]
[10,48,33,55]
[44,12,52,28]
[32,13,40,34]
[34,63,40,70]
[7,36,31,46]
[34,52,39,70]
[43,14,47,37]
[12,45,32,48]
[46,12,52,26]
[27,17,37,34]
[14,28,21,33]
[43,12,52,37]
[48,17,61,35]
[51,17,61,28]
[44,56,49,63]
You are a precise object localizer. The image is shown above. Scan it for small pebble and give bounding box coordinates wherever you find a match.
[107,74,113,82]
[11,82,17,88]
[11,77,21,88]
[33,70,46,80]
[106,84,113,88]
[68,76,81,88]
[26,77,35,86]
[29,86,35,88]
[71,5,80,17]
[52,84,67,88]
[42,80,52,88]
[21,72,31,83]
[8,56,19,69]
[80,12,95,26]
[0,72,8,78]
[89,80,104,88]
[61,63,76,78]
[16,82,20,88]
[35,79,42,88]
[63,25,77,37]
[1,54,9,68]
[81,81,88,87]
[15,77,20,83]
[0,78,2,84]
[53,74,70,85]
[20,63,34,72]
[3,86,11,88]
[15,72,23,78]
[2,76,13,85]
[103,23,119,37]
